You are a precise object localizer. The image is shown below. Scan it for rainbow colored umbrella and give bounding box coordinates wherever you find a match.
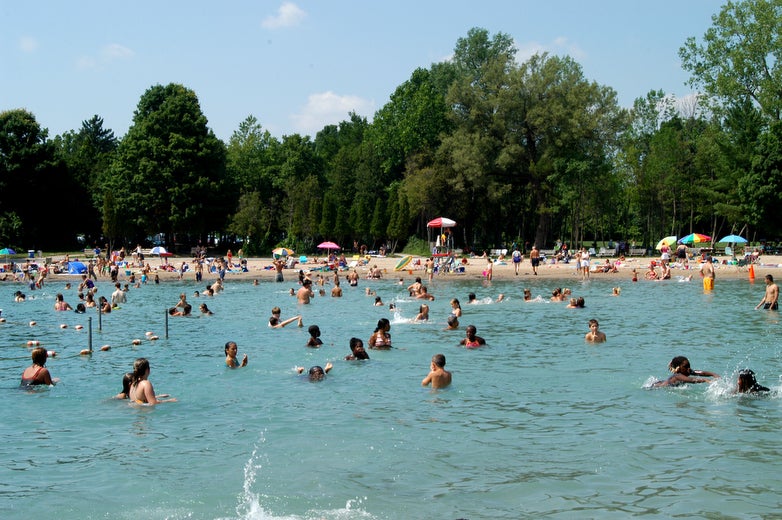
[272,247,294,259]
[678,233,711,245]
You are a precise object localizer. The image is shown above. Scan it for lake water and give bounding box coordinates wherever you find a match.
[1,270,781,519]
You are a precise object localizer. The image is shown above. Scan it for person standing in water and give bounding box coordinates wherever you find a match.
[755,274,779,310]
[422,353,452,389]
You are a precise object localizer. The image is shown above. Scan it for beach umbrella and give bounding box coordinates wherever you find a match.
[678,233,711,245]
[317,241,340,250]
[0,247,15,263]
[426,217,457,228]
[655,236,677,250]
[272,247,294,259]
[717,234,748,244]
[150,246,167,255]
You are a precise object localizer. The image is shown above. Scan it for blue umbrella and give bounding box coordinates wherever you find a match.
[0,247,15,256]
[717,234,748,244]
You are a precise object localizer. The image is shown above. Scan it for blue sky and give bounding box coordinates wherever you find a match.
[2,1,721,142]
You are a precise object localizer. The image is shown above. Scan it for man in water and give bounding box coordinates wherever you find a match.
[700,256,715,291]
[585,319,606,343]
[422,353,452,389]
[297,279,314,304]
[755,274,779,310]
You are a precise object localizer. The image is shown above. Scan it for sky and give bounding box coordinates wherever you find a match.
[1,1,722,142]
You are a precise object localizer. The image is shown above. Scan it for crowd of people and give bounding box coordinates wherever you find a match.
[11,244,780,402]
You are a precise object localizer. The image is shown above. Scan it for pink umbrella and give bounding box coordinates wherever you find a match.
[317,241,340,250]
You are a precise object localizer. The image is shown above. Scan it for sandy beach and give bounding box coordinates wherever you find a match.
[39,251,782,284]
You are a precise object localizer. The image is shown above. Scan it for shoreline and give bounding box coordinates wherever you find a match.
[25,252,782,284]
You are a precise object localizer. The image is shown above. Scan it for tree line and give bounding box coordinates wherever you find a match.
[2,1,782,256]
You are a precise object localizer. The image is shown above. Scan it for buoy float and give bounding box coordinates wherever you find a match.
[47,350,57,357]
[27,340,40,346]
[0,317,6,323]
[60,324,68,329]
[79,349,91,356]
[74,325,83,330]
[132,339,142,345]
[749,264,755,280]
[149,335,159,341]
[145,331,154,337]
[29,321,37,327]
[100,345,111,351]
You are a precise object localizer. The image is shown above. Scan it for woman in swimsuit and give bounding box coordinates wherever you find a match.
[652,356,719,387]
[21,347,57,387]
[128,357,176,404]
[450,298,462,318]
[368,318,392,349]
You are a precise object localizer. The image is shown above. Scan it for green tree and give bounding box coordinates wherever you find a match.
[680,0,782,121]
[54,115,118,244]
[0,109,72,248]
[106,84,227,247]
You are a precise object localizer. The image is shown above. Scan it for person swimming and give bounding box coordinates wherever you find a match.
[652,356,719,387]
[459,325,485,348]
[736,369,770,394]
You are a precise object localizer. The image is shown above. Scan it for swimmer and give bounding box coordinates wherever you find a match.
[224,341,248,368]
[450,298,463,317]
[459,325,486,348]
[735,369,770,394]
[422,353,452,389]
[369,318,392,349]
[199,303,213,315]
[416,286,435,300]
[523,288,532,302]
[467,292,477,304]
[612,287,621,296]
[374,296,384,306]
[21,347,58,386]
[445,315,459,330]
[652,356,719,387]
[345,337,369,360]
[584,319,606,343]
[414,303,429,321]
[566,298,578,309]
[296,362,333,381]
[128,357,176,404]
[306,325,323,347]
[115,372,133,399]
[755,274,779,310]
[268,307,303,328]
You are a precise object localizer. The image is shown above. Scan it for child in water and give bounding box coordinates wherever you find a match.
[735,369,770,394]
[306,325,323,347]
[422,353,452,389]
[652,356,719,387]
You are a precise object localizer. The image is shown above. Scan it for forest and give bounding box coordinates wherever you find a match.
[2,0,782,256]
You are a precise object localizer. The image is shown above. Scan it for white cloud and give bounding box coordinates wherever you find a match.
[515,37,586,62]
[19,36,38,53]
[291,91,375,135]
[262,2,306,29]
[101,43,135,61]
[76,43,134,70]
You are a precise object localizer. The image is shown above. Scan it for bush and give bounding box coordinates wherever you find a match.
[401,236,430,256]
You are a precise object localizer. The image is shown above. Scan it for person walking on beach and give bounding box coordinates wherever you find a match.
[273,258,285,282]
[422,353,452,389]
[700,256,715,291]
[512,247,522,275]
[530,245,540,275]
[756,274,779,310]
